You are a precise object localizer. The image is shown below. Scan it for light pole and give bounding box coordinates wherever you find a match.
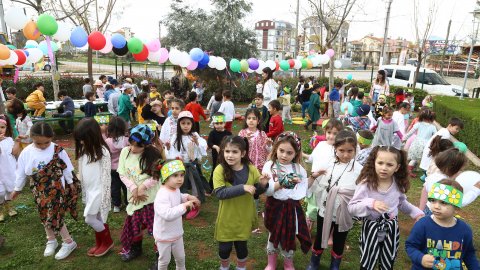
[461,8,480,99]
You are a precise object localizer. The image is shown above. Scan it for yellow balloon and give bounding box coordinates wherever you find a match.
[0,45,10,60]
[306,59,313,69]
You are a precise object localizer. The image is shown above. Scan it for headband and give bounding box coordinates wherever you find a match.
[158,160,185,183]
[276,131,301,150]
[428,182,463,208]
[356,133,372,146]
[212,115,225,123]
[94,115,110,124]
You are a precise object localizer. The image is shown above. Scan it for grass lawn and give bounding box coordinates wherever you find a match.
[1,106,480,269]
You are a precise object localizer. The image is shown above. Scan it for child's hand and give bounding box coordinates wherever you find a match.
[373,200,390,213]
[100,124,107,135]
[266,138,273,146]
[188,195,201,207]
[69,183,77,195]
[165,141,171,150]
[184,200,194,210]
[311,170,326,179]
[291,176,301,184]
[205,117,210,122]
[475,181,480,189]
[213,145,220,153]
[421,254,435,268]
[259,174,269,186]
[243,185,256,195]
[11,191,20,200]
[191,134,199,145]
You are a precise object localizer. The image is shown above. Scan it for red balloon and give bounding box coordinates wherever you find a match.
[288,59,295,68]
[14,49,27,65]
[88,31,107,51]
[275,61,280,71]
[133,45,148,62]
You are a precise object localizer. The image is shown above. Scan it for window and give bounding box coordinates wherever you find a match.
[384,69,393,78]
[394,70,411,81]
[416,72,449,85]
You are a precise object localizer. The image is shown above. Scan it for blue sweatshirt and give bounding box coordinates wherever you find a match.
[329,88,340,101]
[405,216,479,270]
[59,96,75,113]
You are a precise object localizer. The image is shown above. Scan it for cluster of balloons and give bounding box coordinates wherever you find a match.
[168,48,227,71]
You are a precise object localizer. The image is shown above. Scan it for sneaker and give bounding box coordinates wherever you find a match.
[113,206,121,213]
[55,240,77,260]
[44,240,58,257]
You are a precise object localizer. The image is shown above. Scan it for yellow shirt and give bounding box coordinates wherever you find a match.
[26,90,46,103]
[137,105,145,123]
[149,91,161,100]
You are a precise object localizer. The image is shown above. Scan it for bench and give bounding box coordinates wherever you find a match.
[32,112,113,123]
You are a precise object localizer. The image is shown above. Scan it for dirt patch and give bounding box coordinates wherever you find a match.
[197,241,213,260]
[186,217,209,228]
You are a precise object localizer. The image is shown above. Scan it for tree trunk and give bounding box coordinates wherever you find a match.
[87,47,93,82]
[412,51,423,90]
[51,52,60,101]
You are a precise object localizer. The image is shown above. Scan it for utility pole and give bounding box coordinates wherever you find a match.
[380,0,393,66]
[439,19,452,77]
[461,17,479,99]
[158,21,162,40]
[0,0,7,34]
[294,0,300,58]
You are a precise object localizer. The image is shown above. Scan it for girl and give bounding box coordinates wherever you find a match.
[263,132,311,270]
[166,111,209,218]
[153,159,200,270]
[306,130,363,270]
[402,109,436,177]
[262,67,279,108]
[425,136,453,176]
[15,105,33,151]
[392,102,410,141]
[371,106,403,148]
[369,70,390,104]
[118,124,162,262]
[136,92,149,124]
[422,95,433,108]
[348,146,424,270]
[213,136,268,270]
[238,108,271,172]
[12,122,80,260]
[74,118,113,257]
[0,115,17,221]
[104,116,129,213]
[160,98,184,145]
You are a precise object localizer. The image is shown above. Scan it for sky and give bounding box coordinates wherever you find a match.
[4,0,478,44]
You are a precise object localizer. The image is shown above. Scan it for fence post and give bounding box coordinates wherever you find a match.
[121,63,124,77]
[115,58,118,79]
[162,63,165,80]
[129,63,132,76]
[370,65,374,84]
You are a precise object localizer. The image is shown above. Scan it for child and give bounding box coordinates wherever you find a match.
[238,108,271,172]
[26,82,46,118]
[256,78,263,94]
[306,130,363,269]
[278,86,292,124]
[422,95,433,108]
[392,102,411,139]
[305,119,344,169]
[218,90,235,132]
[265,100,284,140]
[94,80,105,99]
[406,179,479,269]
[404,92,415,113]
[12,122,80,260]
[262,132,311,269]
[371,106,403,148]
[356,129,374,166]
[343,104,371,132]
[162,90,173,116]
[83,78,93,97]
[149,83,161,100]
[185,91,209,134]
[166,111,210,214]
[207,112,232,189]
[192,80,204,103]
[103,116,129,213]
[374,94,387,119]
[136,92,149,124]
[104,84,116,102]
[5,87,17,100]
[251,93,269,131]
[73,118,113,257]
[55,90,75,135]
[153,159,200,270]
[304,84,321,131]
[213,136,268,270]
[348,146,424,270]
[208,91,224,128]
[403,109,436,177]
[321,85,329,118]
[0,115,17,221]
[160,99,184,145]
[12,100,32,150]
[348,87,362,116]
[118,84,134,125]
[118,124,162,262]
[142,99,166,126]
[424,136,453,176]
[84,92,97,117]
[329,82,341,118]
[394,87,404,104]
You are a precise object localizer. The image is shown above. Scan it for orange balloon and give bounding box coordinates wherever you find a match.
[0,44,10,60]
[306,59,313,69]
[23,21,41,40]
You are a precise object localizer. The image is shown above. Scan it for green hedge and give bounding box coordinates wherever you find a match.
[3,76,85,101]
[433,96,480,157]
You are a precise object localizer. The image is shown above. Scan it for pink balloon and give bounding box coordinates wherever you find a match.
[100,34,112,54]
[186,60,198,70]
[325,49,335,58]
[158,48,169,63]
[147,39,161,53]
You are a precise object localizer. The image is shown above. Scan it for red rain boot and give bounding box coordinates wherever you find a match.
[94,224,114,257]
[87,231,101,256]
[264,253,278,270]
[283,256,295,270]
[408,165,417,178]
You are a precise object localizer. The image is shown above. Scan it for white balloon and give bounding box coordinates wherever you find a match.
[456,171,480,206]
[7,51,18,65]
[216,57,226,70]
[320,54,330,65]
[5,7,28,30]
[100,34,112,54]
[312,56,321,67]
[53,21,73,42]
[294,59,302,69]
[169,48,181,65]
[334,60,342,69]
[265,60,276,70]
[296,56,304,60]
[256,60,266,74]
[208,56,217,68]
[0,59,8,66]
[147,50,162,62]
[247,68,254,73]
[25,40,39,48]
[179,51,190,67]
[26,48,43,62]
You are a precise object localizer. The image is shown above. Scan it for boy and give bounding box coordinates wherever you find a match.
[185,91,209,133]
[266,99,284,140]
[149,83,161,100]
[406,179,479,269]
[278,86,292,124]
[374,94,387,119]
[207,112,232,189]
[26,82,46,118]
[160,98,184,145]
[251,93,269,131]
[304,84,321,131]
[218,90,235,132]
[344,104,371,132]
[118,83,134,125]
[162,90,174,116]
[355,130,374,166]
[83,78,92,97]
[54,90,75,134]
[329,82,341,118]
[192,80,204,103]
[5,87,16,100]
[84,92,97,117]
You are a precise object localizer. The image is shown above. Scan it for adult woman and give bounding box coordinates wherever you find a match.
[369,70,390,103]
[171,66,189,101]
[262,67,278,108]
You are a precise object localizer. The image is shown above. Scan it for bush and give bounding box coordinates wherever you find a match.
[433,96,480,157]
[3,75,85,100]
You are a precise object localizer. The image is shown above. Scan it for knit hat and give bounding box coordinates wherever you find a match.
[158,160,185,183]
[129,124,153,145]
[212,114,226,123]
[428,182,463,208]
[356,104,370,117]
[178,111,194,120]
[94,115,110,124]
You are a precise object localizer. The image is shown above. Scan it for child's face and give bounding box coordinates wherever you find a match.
[383,112,393,120]
[171,102,182,118]
[400,107,409,114]
[325,128,339,145]
[124,88,132,94]
[375,150,400,181]
[129,142,145,154]
[150,87,157,93]
[223,143,245,168]
[165,171,185,190]
[180,118,193,134]
[362,97,369,104]
[447,125,461,136]
[276,141,296,165]
[33,136,52,150]
[165,93,173,99]
[429,199,456,221]
[0,123,6,136]
[6,93,15,100]
[246,113,258,129]
[214,121,226,131]
[254,98,263,107]
[378,97,385,103]
[336,143,356,163]
[59,96,65,101]
[151,104,162,114]
[268,105,276,115]
[89,95,96,102]
[38,86,45,92]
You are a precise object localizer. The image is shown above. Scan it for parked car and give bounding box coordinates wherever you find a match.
[381,65,469,97]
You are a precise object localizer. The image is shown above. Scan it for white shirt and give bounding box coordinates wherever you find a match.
[392,111,406,136]
[160,116,178,144]
[309,141,335,172]
[256,83,263,94]
[153,186,188,242]
[419,128,450,171]
[167,132,207,162]
[0,137,16,193]
[15,143,74,191]
[262,79,278,107]
[218,100,235,122]
[263,160,308,201]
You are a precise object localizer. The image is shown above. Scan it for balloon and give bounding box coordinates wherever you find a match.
[111,33,126,49]
[301,59,307,69]
[240,59,249,72]
[334,60,342,69]
[346,74,353,80]
[265,60,276,70]
[23,50,29,57]
[199,53,210,66]
[216,57,226,70]
[454,141,468,153]
[70,26,88,47]
[229,59,241,72]
[25,40,38,49]
[306,59,313,69]
[127,37,143,54]
[26,48,43,62]
[7,50,18,65]
[146,39,161,52]
[88,31,106,50]
[112,44,128,56]
[38,41,48,55]
[288,59,295,68]
[169,49,181,65]
[208,56,217,68]
[6,45,16,50]
[37,14,58,36]
[23,21,41,40]
[0,45,10,60]
[158,48,169,63]
[180,51,190,67]
[53,21,72,42]
[325,49,335,58]
[247,58,259,70]
[275,61,280,71]
[186,60,198,71]
[99,34,113,54]
[279,60,289,71]
[132,45,148,61]
[320,54,330,65]
[340,102,354,114]
[189,48,203,62]
[294,59,302,69]
[456,171,480,207]
[147,50,162,62]
[14,50,27,66]
[5,8,28,30]
[256,60,266,74]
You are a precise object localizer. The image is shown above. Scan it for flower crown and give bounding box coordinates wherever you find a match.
[276,131,301,150]
[428,182,463,208]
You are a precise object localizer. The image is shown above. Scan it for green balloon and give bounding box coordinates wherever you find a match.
[6,45,16,50]
[280,60,289,71]
[301,59,307,69]
[240,59,249,72]
[127,37,143,54]
[37,14,58,36]
[454,141,468,153]
[229,59,241,72]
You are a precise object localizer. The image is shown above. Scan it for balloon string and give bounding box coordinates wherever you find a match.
[45,36,55,65]
[13,67,19,84]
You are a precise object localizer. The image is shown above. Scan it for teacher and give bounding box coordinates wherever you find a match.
[171,66,189,101]
[262,67,278,107]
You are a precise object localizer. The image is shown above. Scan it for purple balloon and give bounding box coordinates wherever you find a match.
[247,58,259,70]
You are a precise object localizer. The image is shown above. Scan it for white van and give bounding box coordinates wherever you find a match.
[381,65,469,97]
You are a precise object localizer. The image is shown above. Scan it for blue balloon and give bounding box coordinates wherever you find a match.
[111,33,126,49]
[340,102,354,114]
[70,26,88,47]
[189,48,204,62]
[199,53,209,65]
[346,74,353,80]
[38,42,48,55]
[197,62,207,69]
[23,50,29,57]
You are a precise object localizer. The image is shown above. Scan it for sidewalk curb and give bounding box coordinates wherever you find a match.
[434,121,480,167]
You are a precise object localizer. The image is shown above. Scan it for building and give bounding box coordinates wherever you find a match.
[348,35,411,65]
[254,20,295,60]
[112,27,134,39]
[301,16,349,58]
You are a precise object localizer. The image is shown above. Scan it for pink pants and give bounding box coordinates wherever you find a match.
[156,237,186,270]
